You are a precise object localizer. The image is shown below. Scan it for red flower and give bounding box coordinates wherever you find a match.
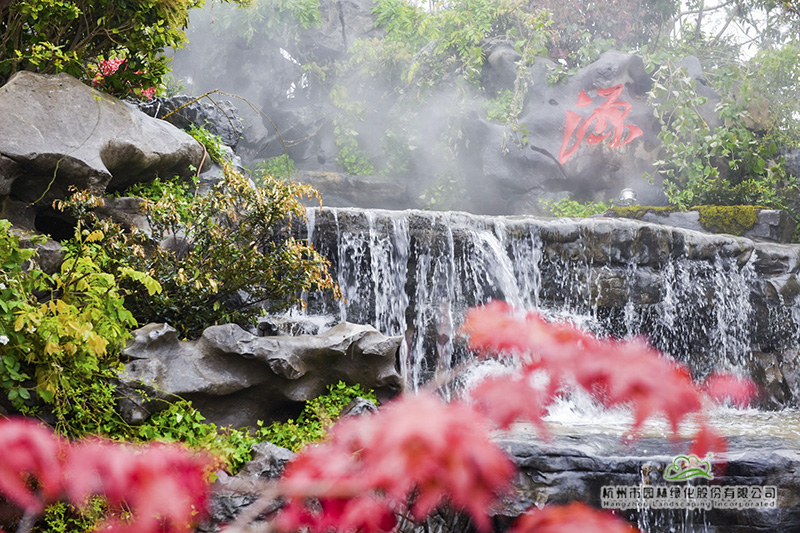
[99,58,126,76]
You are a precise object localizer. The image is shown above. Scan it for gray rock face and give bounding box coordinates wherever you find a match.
[297,0,381,58]
[120,321,403,428]
[138,95,244,148]
[170,0,379,168]
[0,72,203,206]
[785,147,800,180]
[604,208,796,244]
[201,442,295,532]
[494,432,800,532]
[294,170,416,209]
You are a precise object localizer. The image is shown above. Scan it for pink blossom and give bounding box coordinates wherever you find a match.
[100,58,126,76]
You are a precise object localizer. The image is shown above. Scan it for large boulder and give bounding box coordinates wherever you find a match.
[119,321,403,428]
[461,50,721,215]
[0,71,203,227]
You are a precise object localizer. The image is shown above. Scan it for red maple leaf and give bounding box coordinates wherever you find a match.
[65,440,213,533]
[703,372,758,407]
[461,301,744,453]
[511,502,638,533]
[0,418,64,513]
[278,393,515,532]
[470,374,553,434]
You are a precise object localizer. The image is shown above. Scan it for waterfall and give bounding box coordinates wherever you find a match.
[297,207,799,402]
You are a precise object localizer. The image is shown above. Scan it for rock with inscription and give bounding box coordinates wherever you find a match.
[461,50,720,215]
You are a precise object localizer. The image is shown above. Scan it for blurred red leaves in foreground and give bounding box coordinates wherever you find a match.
[0,418,212,533]
[0,301,757,533]
[277,393,515,532]
[272,393,635,533]
[510,502,638,533]
[462,300,757,456]
[703,372,759,408]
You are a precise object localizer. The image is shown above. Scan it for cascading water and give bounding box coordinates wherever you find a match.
[298,207,786,393]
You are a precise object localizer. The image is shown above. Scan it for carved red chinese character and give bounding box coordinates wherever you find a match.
[558,84,643,164]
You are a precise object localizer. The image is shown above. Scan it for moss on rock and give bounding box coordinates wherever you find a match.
[607,205,679,219]
[692,205,760,236]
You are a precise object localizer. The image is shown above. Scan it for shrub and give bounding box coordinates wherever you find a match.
[1,215,301,480]
[648,59,800,211]
[0,217,160,437]
[64,164,339,338]
[0,0,248,97]
[259,381,378,452]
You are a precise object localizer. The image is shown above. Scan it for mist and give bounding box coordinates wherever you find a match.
[168,0,800,215]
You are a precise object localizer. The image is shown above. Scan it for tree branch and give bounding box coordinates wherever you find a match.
[709,0,744,48]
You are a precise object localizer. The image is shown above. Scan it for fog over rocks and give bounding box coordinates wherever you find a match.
[169,2,728,215]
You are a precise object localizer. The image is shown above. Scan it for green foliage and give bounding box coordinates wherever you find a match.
[335,137,376,176]
[420,173,462,211]
[161,74,186,97]
[330,84,377,176]
[693,205,760,236]
[253,154,297,181]
[187,124,229,165]
[539,198,613,217]
[37,497,107,533]
[64,165,338,339]
[0,0,248,97]
[136,399,258,472]
[486,89,516,123]
[365,0,552,89]
[737,41,800,148]
[210,0,321,43]
[0,217,160,437]
[259,381,378,452]
[609,205,678,219]
[648,59,799,211]
[539,0,676,66]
